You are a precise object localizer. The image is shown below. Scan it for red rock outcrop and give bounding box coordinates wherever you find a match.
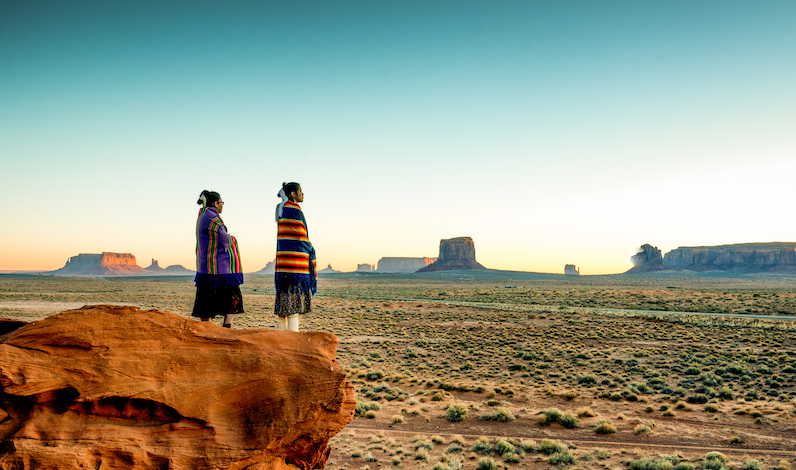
[47,252,149,276]
[0,305,355,470]
[416,237,485,272]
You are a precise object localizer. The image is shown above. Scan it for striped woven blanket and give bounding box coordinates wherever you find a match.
[195,207,243,288]
[275,200,316,294]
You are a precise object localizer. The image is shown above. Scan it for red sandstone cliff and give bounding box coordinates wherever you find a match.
[0,306,355,470]
[47,252,149,276]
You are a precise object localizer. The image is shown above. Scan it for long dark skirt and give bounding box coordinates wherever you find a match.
[192,284,244,319]
[274,285,312,317]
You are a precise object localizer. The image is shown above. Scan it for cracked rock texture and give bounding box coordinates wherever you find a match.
[0,305,355,470]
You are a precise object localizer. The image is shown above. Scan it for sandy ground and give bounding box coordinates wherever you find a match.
[2,274,795,469]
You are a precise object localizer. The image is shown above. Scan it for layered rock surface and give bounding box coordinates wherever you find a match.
[376,257,436,273]
[416,237,485,272]
[47,253,148,276]
[0,305,355,470]
[662,242,796,273]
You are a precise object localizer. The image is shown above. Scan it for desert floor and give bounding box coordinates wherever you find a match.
[1,271,795,470]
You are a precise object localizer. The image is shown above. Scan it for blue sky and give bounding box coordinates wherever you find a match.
[2,1,795,274]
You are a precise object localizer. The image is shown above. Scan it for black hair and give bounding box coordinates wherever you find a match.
[197,190,221,206]
[280,182,301,201]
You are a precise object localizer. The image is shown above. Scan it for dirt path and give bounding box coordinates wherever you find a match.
[343,424,796,456]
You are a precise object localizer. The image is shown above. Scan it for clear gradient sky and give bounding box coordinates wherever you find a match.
[2,1,795,274]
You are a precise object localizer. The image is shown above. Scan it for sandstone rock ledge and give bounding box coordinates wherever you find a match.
[0,305,355,470]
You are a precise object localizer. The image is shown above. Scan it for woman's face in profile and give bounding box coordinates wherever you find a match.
[293,187,304,203]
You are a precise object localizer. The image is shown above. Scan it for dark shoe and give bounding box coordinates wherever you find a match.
[222,323,231,328]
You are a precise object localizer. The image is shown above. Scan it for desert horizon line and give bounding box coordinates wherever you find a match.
[4,240,796,277]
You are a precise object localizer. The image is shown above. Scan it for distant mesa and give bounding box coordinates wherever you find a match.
[416,237,485,272]
[662,242,796,273]
[144,259,193,275]
[376,257,436,273]
[318,264,341,274]
[46,254,192,277]
[627,244,666,273]
[251,260,275,275]
[564,264,580,275]
[47,253,149,276]
[356,263,374,272]
[145,259,162,272]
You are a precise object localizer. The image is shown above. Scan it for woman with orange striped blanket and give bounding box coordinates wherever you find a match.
[192,190,244,328]
[274,182,316,332]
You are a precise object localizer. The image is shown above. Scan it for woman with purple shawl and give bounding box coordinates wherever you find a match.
[192,190,244,328]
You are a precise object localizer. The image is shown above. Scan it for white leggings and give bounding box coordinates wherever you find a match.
[277,314,299,332]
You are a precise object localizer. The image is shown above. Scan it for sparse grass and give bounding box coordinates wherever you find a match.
[8,275,796,468]
[537,407,562,426]
[537,439,568,455]
[445,403,468,422]
[479,407,515,422]
[594,449,611,459]
[446,443,464,454]
[702,452,728,470]
[413,436,433,451]
[475,457,497,470]
[519,439,537,453]
[472,438,492,455]
[549,450,576,465]
[355,400,381,416]
[594,418,617,434]
[560,412,579,429]
[634,423,654,435]
[740,458,761,470]
[704,403,719,413]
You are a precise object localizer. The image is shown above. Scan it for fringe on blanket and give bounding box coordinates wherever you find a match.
[275,273,317,295]
[194,272,244,288]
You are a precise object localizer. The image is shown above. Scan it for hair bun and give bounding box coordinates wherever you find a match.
[197,190,209,206]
